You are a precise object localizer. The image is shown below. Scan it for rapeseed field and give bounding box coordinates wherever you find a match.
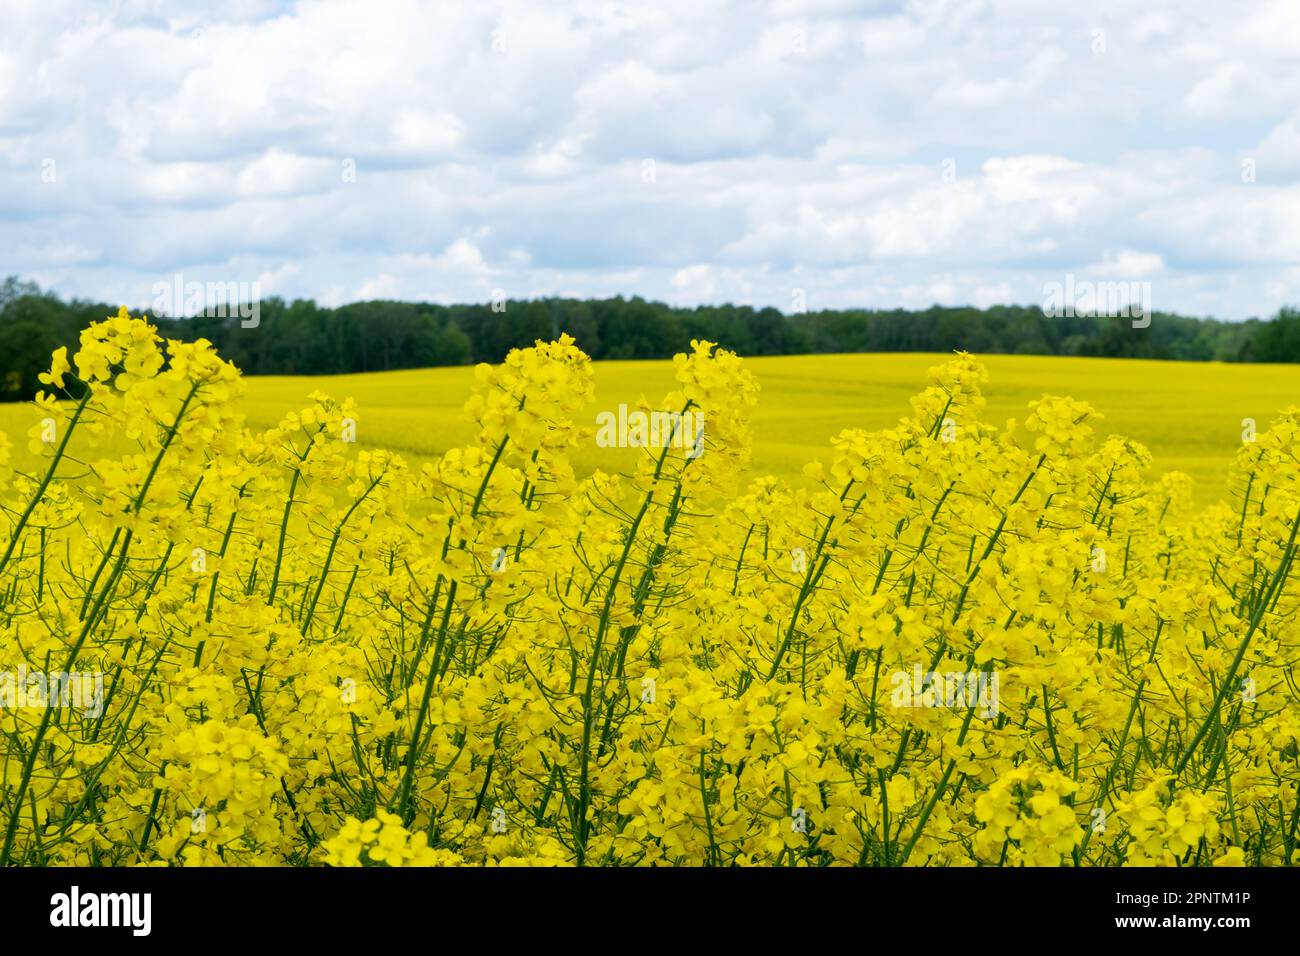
[0,310,1297,866]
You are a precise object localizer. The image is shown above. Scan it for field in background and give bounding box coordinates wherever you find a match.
[2,352,1296,508]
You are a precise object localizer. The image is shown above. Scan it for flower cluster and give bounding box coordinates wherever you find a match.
[0,311,1295,867]
[321,812,461,867]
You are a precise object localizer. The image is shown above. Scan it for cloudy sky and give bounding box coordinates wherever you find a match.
[2,0,1298,319]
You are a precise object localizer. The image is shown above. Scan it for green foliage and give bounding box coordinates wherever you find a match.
[0,276,1293,401]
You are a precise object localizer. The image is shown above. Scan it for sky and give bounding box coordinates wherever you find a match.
[2,0,1298,320]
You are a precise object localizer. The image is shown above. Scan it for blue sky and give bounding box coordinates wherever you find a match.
[2,0,1298,319]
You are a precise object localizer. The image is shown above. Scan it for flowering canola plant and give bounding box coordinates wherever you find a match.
[0,307,1297,867]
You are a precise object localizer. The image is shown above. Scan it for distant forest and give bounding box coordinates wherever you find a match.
[1,275,1298,402]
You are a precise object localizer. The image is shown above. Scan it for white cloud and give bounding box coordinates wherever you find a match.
[1087,250,1165,280]
[354,273,402,301]
[432,239,490,277]
[0,0,1296,321]
[1255,116,1300,176]
[671,264,717,298]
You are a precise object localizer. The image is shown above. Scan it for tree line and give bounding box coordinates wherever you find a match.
[1,274,1296,402]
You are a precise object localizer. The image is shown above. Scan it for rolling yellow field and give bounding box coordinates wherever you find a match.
[1,352,1295,508]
